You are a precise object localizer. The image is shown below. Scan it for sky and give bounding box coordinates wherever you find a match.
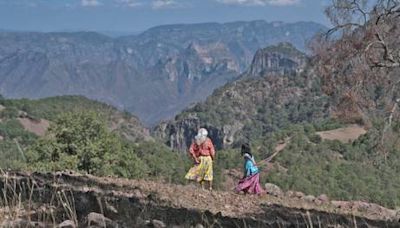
[0,0,331,33]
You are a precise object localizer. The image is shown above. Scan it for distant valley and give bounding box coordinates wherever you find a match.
[0,20,326,125]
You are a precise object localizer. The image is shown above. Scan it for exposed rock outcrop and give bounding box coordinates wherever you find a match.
[247,42,308,77]
[154,114,241,151]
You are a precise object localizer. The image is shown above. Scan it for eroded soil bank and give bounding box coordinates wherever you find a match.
[0,172,399,227]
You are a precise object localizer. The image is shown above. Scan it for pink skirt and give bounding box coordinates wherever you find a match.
[235,173,263,194]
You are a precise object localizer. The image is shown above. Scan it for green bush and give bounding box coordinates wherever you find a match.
[0,107,19,119]
[309,134,322,144]
[26,111,144,175]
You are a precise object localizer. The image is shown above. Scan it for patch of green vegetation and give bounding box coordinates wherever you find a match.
[0,116,38,170]
[256,122,400,208]
[209,119,400,208]
[25,111,186,182]
[175,72,331,144]
[0,95,120,121]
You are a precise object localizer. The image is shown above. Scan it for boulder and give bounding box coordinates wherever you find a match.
[314,199,323,206]
[264,183,283,197]
[304,195,316,203]
[317,194,329,203]
[285,190,294,198]
[87,212,118,228]
[331,201,351,210]
[152,219,166,228]
[58,220,76,228]
[351,201,371,212]
[293,191,305,199]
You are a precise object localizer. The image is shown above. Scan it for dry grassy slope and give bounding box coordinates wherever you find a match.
[316,125,367,143]
[1,171,398,227]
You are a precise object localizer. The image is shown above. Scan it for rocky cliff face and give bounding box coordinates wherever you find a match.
[0,21,325,125]
[154,43,326,151]
[155,115,228,151]
[247,42,308,77]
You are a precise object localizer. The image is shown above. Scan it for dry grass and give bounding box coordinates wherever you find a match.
[316,125,367,143]
[1,171,398,227]
[0,171,78,227]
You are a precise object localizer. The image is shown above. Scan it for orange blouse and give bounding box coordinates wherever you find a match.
[189,138,215,159]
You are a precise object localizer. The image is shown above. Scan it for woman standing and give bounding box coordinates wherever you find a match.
[235,143,263,194]
[185,128,215,190]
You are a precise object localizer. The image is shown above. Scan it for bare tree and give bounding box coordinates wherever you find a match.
[312,0,400,159]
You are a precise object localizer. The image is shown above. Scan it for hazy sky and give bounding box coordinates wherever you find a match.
[0,0,331,33]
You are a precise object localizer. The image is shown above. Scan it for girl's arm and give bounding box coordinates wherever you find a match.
[244,160,251,178]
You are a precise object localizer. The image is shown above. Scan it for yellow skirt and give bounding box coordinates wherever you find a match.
[185,156,213,182]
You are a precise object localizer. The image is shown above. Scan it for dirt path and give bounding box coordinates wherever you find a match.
[258,137,290,167]
[46,172,397,222]
[70,173,399,222]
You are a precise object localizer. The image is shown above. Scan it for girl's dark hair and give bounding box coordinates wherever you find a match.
[241,143,252,156]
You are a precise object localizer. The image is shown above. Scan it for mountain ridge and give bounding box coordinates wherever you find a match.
[0,20,326,125]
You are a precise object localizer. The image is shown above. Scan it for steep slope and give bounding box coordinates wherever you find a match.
[154,43,328,151]
[0,21,326,125]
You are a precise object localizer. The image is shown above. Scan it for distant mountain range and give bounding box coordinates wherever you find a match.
[0,20,326,125]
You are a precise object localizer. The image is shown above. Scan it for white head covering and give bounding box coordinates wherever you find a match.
[198,128,208,137]
[195,128,208,145]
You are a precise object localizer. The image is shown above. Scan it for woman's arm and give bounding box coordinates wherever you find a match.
[189,143,200,164]
[207,138,216,160]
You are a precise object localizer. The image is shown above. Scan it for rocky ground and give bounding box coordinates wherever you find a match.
[0,171,399,227]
